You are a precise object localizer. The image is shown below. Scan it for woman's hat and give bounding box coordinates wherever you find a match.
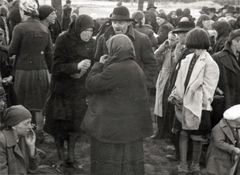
[132,11,144,20]
[2,105,32,127]
[223,104,240,120]
[225,5,236,14]
[199,6,209,15]
[146,4,157,11]
[209,7,216,13]
[109,6,134,21]
[19,0,38,15]
[229,29,240,41]
[172,21,195,34]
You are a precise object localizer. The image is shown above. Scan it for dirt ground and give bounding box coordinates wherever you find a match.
[37,1,221,174]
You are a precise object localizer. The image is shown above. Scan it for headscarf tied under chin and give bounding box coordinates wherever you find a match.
[105,34,136,67]
[68,14,95,42]
[0,105,32,129]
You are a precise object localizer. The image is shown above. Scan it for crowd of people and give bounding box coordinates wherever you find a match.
[0,0,240,174]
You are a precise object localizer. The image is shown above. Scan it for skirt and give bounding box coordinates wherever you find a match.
[90,137,145,175]
[14,69,50,111]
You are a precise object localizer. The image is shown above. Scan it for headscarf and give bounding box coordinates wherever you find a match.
[0,105,32,129]
[212,20,231,39]
[19,0,38,15]
[104,34,135,67]
[68,14,94,42]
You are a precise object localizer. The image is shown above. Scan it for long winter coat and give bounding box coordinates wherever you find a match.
[82,35,153,144]
[169,51,219,130]
[206,118,237,175]
[94,25,157,88]
[0,128,40,175]
[212,41,240,112]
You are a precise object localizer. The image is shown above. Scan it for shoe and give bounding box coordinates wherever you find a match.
[166,145,176,151]
[166,154,179,161]
[66,160,84,171]
[189,163,201,175]
[178,164,189,175]
[52,161,65,173]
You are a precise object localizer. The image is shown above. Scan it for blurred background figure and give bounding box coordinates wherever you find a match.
[61,0,72,31]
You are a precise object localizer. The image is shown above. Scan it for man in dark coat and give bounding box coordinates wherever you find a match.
[211,29,240,127]
[94,6,157,88]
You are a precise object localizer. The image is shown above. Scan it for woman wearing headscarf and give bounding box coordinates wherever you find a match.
[8,0,52,144]
[0,105,40,175]
[43,14,95,171]
[81,34,153,175]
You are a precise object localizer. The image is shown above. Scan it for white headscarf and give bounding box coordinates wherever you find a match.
[19,0,38,15]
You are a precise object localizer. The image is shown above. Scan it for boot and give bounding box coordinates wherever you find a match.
[53,136,66,173]
[150,116,162,139]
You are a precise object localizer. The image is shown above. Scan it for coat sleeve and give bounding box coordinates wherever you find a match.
[212,125,236,154]
[27,147,40,173]
[0,132,8,175]
[86,62,117,94]
[202,58,220,110]
[44,31,53,73]
[52,36,79,75]
[140,34,157,87]
[8,25,22,57]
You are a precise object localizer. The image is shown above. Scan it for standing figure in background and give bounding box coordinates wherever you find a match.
[0,6,9,46]
[61,0,72,31]
[8,0,53,145]
[152,31,178,139]
[43,14,95,172]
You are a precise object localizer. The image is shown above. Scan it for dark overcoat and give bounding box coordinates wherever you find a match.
[82,57,153,144]
[212,42,240,114]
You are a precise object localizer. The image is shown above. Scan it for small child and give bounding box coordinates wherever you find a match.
[206,104,240,175]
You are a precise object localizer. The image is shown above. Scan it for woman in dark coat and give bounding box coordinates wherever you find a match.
[81,34,153,175]
[43,14,95,171]
[8,0,52,143]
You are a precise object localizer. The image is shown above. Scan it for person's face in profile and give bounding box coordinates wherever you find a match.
[80,28,93,42]
[13,118,33,137]
[111,20,131,34]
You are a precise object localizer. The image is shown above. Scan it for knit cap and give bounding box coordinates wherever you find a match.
[38,5,56,20]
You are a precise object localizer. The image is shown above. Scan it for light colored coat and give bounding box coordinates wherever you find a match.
[169,50,219,130]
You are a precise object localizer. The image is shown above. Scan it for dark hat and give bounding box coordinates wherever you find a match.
[199,6,209,15]
[146,4,157,11]
[209,7,216,13]
[176,8,183,16]
[2,105,32,127]
[38,5,56,20]
[109,6,134,21]
[157,11,167,20]
[172,21,195,34]
[229,29,240,41]
[225,5,236,14]
[66,0,71,4]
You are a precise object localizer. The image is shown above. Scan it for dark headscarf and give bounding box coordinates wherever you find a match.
[67,14,94,42]
[104,34,135,68]
[0,105,32,129]
[212,20,231,39]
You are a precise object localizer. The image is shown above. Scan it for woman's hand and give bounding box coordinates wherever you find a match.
[25,129,36,147]
[2,76,13,86]
[172,98,182,108]
[99,54,109,64]
[77,59,91,71]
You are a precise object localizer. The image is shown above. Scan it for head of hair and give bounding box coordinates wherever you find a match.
[185,28,210,49]
[183,8,191,16]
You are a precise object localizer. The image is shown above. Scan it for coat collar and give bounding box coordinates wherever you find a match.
[220,118,236,144]
[218,42,240,73]
[104,24,135,42]
[182,50,208,90]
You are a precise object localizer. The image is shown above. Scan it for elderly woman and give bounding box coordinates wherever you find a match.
[81,34,153,175]
[43,14,95,171]
[0,105,40,175]
[8,0,52,144]
[168,28,219,174]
